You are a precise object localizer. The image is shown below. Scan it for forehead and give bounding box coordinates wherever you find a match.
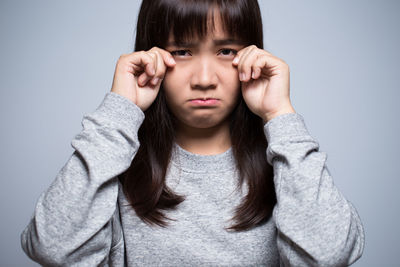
[167,10,236,44]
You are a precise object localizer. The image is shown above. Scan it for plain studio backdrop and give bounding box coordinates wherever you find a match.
[0,0,398,266]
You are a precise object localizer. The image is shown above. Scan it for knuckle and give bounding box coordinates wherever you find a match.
[118,54,128,61]
[147,51,156,59]
[255,57,264,67]
[148,46,159,53]
[154,49,162,56]
[279,61,289,72]
[150,50,160,59]
[279,59,289,68]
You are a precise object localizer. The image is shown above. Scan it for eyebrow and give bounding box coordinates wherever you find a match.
[166,38,246,48]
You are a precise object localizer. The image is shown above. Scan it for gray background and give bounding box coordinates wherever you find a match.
[0,0,398,266]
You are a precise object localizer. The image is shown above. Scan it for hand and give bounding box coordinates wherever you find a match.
[232,45,295,123]
[111,47,176,111]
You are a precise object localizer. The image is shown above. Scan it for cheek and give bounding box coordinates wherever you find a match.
[162,69,174,91]
[162,69,179,99]
[163,66,188,91]
[222,67,241,92]
[221,67,241,106]
[162,68,188,112]
[219,59,239,78]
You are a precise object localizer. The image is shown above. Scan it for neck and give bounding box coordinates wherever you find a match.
[175,119,232,155]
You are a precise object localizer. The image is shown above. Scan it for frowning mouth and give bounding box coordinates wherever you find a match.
[189,98,220,106]
[189,97,219,101]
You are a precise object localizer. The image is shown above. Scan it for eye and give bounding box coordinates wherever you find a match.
[219,48,237,56]
[170,50,191,57]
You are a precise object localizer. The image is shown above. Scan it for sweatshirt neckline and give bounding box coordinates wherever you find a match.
[171,142,236,173]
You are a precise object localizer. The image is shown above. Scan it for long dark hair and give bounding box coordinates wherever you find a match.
[119,0,276,232]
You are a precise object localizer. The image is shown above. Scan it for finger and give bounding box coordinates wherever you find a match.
[236,46,256,81]
[252,54,287,79]
[233,45,251,63]
[131,63,144,75]
[150,47,176,68]
[232,45,251,66]
[238,46,260,82]
[261,49,274,57]
[149,50,167,86]
[251,55,268,80]
[126,51,156,78]
[137,72,150,87]
[140,51,158,86]
[233,46,273,67]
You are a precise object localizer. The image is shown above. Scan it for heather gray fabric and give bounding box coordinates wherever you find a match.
[20,92,364,266]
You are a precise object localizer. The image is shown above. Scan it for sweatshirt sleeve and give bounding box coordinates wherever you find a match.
[264,113,365,267]
[20,92,145,266]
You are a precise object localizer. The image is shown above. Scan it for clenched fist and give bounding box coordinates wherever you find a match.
[111,47,176,111]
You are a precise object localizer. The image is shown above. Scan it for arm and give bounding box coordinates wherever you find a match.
[264,113,365,267]
[21,92,144,266]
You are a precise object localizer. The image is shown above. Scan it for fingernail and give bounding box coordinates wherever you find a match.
[240,73,246,81]
[251,71,256,79]
[233,57,239,64]
[169,57,176,64]
[151,77,159,85]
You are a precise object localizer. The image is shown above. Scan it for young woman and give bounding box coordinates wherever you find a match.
[21,0,365,266]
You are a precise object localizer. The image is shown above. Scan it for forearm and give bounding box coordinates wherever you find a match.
[21,92,144,265]
[264,113,365,266]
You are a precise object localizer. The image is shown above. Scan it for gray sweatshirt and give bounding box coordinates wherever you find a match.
[21,92,365,266]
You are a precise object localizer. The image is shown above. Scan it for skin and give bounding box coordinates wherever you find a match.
[161,13,244,155]
[110,11,295,155]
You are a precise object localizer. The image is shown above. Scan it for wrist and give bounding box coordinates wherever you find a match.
[262,106,296,124]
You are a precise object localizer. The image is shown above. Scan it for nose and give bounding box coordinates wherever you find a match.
[190,56,218,90]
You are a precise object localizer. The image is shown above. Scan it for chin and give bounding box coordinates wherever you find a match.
[183,114,229,129]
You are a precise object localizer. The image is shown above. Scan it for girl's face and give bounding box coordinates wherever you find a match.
[162,13,245,130]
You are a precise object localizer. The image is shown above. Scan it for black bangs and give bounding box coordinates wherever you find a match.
[135,0,263,51]
[128,0,276,233]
